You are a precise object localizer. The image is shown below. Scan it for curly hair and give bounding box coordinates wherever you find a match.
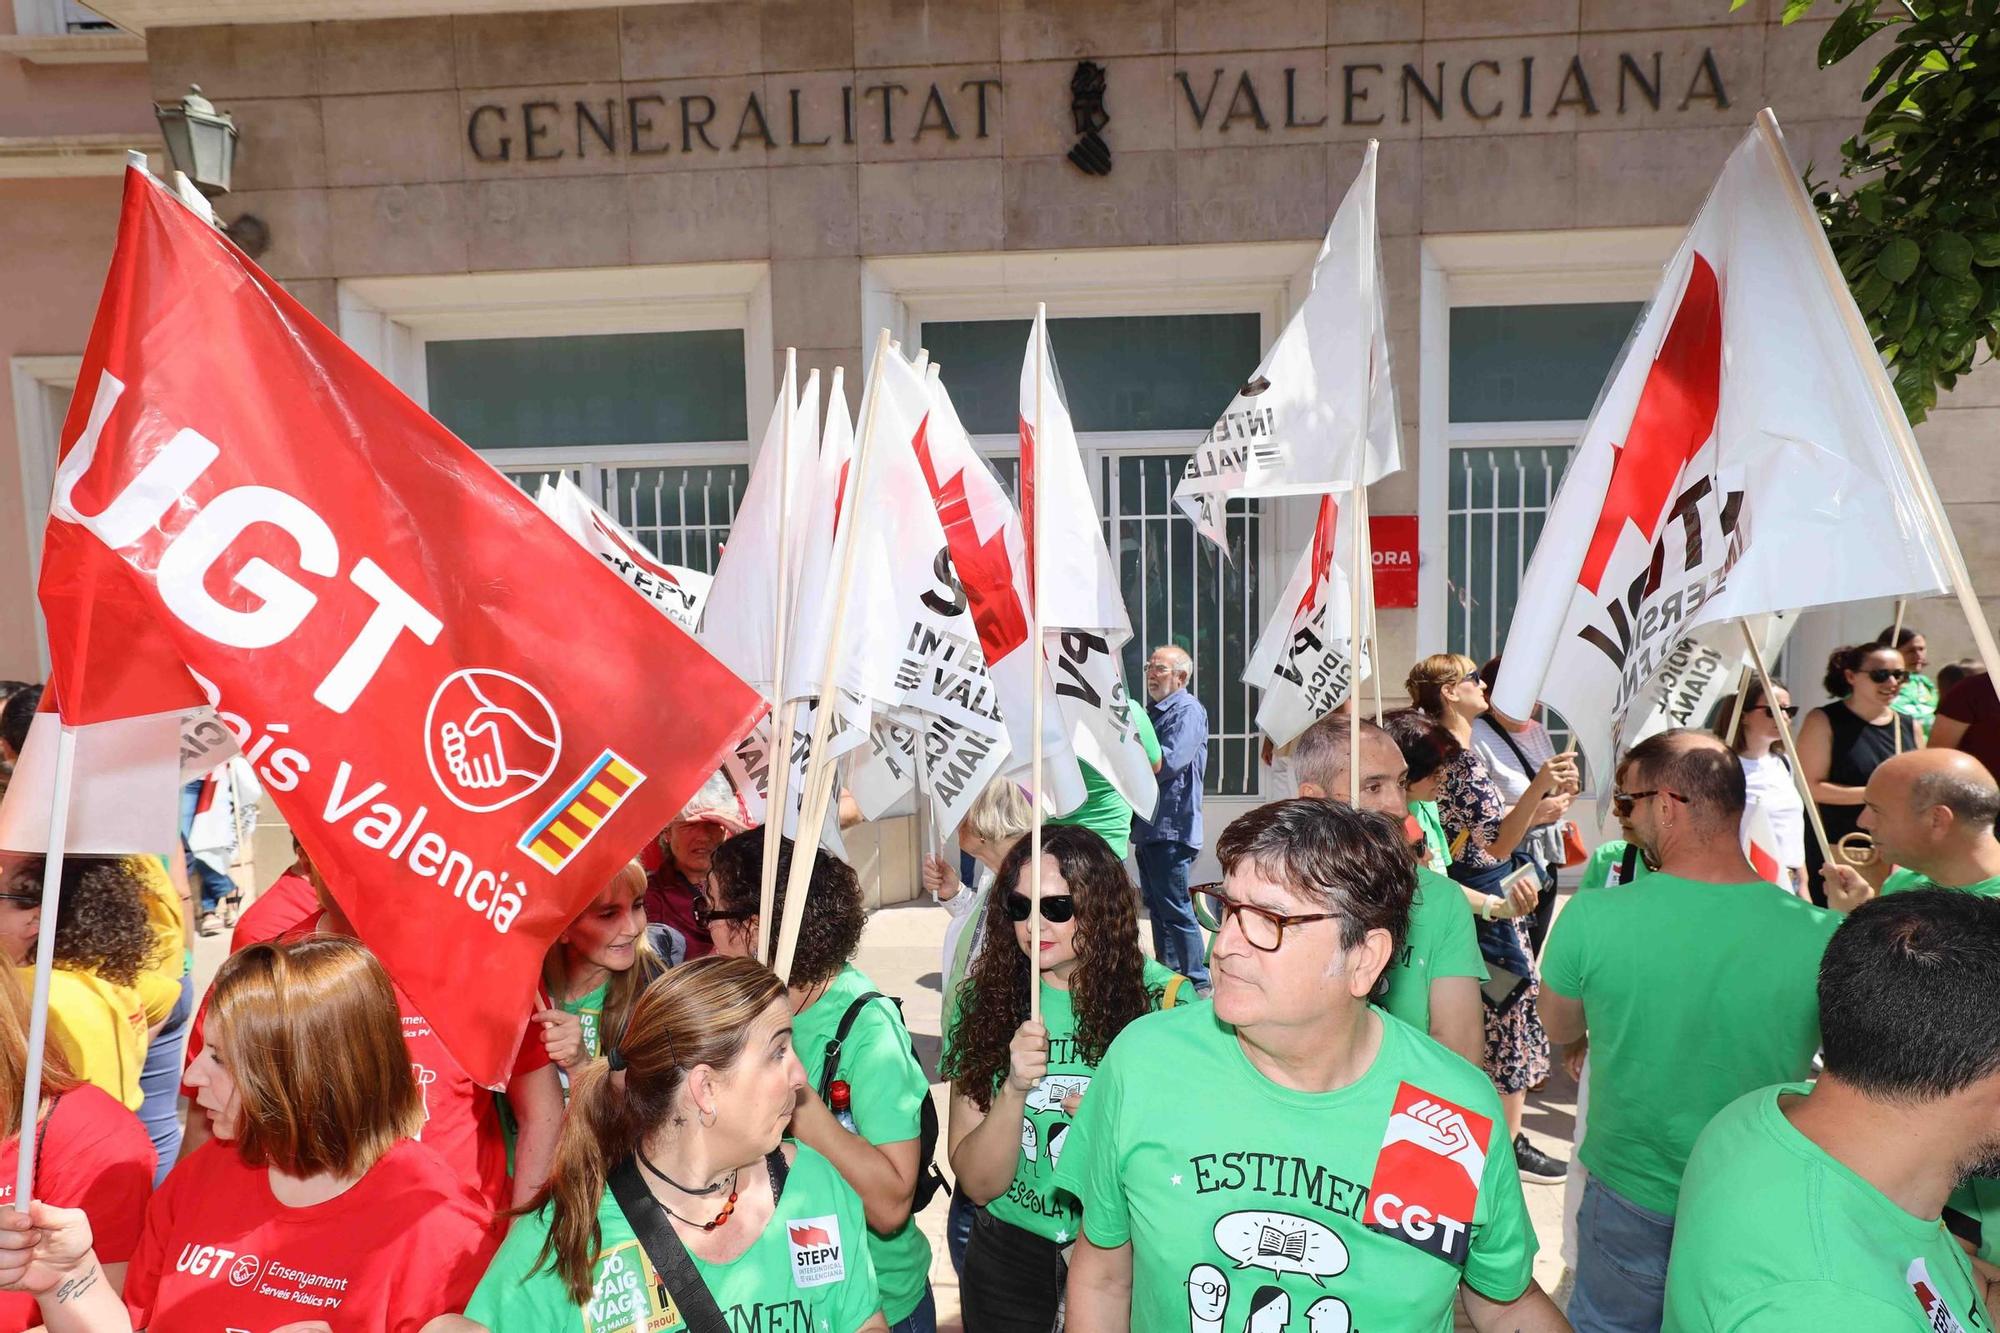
[942,825,1152,1112]
[4,855,155,987]
[706,827,863,988]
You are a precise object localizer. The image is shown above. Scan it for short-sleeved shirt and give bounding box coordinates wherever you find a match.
[1882,867,2000,898]
[35,967,148,1111]
[560,979,611,1062]
[229,871,320,952]
[1048,701,1161,859]
[1411,801,1451,871]
[1577,840,1654,892]
[1053,1004,1536,1330]
[465,1146,881,1332]
[131,856,187,1022]
[1894,672,1941,728]
[1540,875,1837,1214]
[790,964,931,1324]
[0,1086,154,1333]
[971,957,1190,1245]
[1664,1083,1985,1332]
[1938,674,2000,776]
[124,1138,494,1332]
[1945,1175,2000,1268]
[1377,866,1487,1038]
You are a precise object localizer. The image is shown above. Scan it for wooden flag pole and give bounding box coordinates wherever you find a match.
[1724,662,1754,750]
[774,331,891,983]
[18,724,78,1209]
[1890,597,1908,756]
[1357,481,1385,725]
[1743,618,1835,867]
[1348,479,1364,805]
[1754,108,2000,695]
[1029,306,1048,1026]
[757,351,799,964]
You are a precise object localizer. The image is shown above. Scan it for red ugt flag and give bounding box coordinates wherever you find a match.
[43,167,764,1084]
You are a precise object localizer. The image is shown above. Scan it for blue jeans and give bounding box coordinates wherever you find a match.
[138,972,192,1182]
[946,1185,975,1276]
[179,779,235,916]
[888,1285,936,1333]
[1135,840,1207,990]
[1568,1175,1673,1333]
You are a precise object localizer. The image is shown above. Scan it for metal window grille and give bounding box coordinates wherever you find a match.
[498,463,747,573]
[62,1,114,30]
[1100,452,1262,797]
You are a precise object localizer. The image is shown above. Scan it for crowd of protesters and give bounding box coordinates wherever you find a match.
[0,624,1998,1333]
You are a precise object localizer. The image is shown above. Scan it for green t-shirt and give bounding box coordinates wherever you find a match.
[1053,1004,1537,1330]
[1664,1083,1987,1332]
[464,1145,881,1332]
[563,980,611,1062]
[983,956,1191,1244]
[1947,1176,2000,1269]
[1541,875,1838,1214]
[1894,673,1941,728]
[1578,839,1655,892]
[1883,867,2000,898]
[1377,866,1487,1038]
[1411,801,1451,872]
[789,964,932,1324]
[1047,702,1161,859]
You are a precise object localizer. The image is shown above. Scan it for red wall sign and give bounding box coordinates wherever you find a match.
[1371,515,1419,609]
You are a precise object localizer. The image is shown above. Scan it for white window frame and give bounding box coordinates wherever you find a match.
[1417,229,1682,657]
[10,354,82,676]
[337,263,775,497]
[12,0,113,32]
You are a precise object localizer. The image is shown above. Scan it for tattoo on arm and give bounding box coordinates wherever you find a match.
[54,1266,99,1304]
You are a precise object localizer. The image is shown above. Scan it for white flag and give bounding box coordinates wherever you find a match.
[534,476,712,634]
[1173,140,1402,545]
[1020,311,1160,819]
[1621,612,1795,751]
[699,366,818,698]
[1244,493,1374,747]
[1494,115,1953,774]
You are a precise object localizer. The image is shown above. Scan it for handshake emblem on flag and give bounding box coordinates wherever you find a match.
[425,669,562,814]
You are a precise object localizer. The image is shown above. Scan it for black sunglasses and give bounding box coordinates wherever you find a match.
[1004,892,1074,924]
[691,892,755,929]
[0,893,37,909]
[1611,789,1690,818]
[1864,668,1911,684]
[1749,703,1801,718]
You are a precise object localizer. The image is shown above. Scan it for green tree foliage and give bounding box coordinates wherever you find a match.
[1750,0,2000,422]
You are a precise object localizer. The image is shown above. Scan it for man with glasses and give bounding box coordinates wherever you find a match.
[1056,799,1564,1332]
[1821,749,2000,913]
[1133,644,1210,994]
[1290,712,1487,1066]
[1538,729,1838,1333]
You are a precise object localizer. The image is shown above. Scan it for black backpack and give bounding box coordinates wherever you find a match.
[817,991,950,1216]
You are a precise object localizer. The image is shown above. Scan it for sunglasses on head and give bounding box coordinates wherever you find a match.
[1004,892,1074,924]
[1611,788,1690,818]
[1864,668,1910,684]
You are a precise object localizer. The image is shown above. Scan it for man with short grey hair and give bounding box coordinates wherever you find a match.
[1133,643,1209,992]
[1824,748,2000,911]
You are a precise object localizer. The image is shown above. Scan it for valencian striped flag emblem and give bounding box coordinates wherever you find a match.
[518,751,646,872]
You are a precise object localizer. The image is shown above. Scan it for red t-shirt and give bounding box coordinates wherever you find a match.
[123,1138,493,1332]
[228,873,321,953]
[0,1086,154,1333]
[1940,674,2000,777]
[185,913,550,1215]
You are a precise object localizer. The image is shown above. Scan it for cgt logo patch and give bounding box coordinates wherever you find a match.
[1365,1082,1491,1268]
[786,1215,845,1289]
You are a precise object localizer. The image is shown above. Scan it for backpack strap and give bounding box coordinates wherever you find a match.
[1161,975,1189,1010]
[606,1156,730,1333]
[817,991,888,1101]
[1618,842,1641,886]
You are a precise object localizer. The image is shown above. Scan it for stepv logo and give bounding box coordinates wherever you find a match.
[786,1215,845,1288]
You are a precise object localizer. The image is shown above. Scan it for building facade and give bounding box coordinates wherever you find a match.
[6,0,1996,882]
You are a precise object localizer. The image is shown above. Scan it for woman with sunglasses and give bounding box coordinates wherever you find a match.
[1715,677,1808,896]
[943,825,1191,1333]
[1798,643,1924,905]
[702,830,935,1333]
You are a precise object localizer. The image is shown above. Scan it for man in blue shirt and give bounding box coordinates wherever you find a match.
[1133,644,1210,992]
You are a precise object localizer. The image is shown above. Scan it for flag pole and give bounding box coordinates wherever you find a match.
[1029,306,1048,1028]
[1358,482,1384,726]
[1742,619,1834,867]
[1724,662,1754,749]
[1890,597,1907,756]
[757,351,799,964]
[1753,108,2000,692]
[18,723,78,1209]
[1348,483,1363,805]
[775,331,891,984]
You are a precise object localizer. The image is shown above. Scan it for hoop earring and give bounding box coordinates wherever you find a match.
[698,1106,717,1128]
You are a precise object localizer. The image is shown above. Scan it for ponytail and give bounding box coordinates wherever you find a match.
[1825,643,1902,699]
[529,1058,630,1305]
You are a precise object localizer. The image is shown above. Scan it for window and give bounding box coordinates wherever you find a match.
[11,0,113,32]
[921,312,1267,796]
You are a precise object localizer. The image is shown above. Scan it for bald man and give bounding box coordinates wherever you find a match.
[1823,749,2000,914]
[1539,729,1838,1333]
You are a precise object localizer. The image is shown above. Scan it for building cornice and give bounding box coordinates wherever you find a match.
[0,32,147,62]
[0,133,159,178]
[70,0,709,33]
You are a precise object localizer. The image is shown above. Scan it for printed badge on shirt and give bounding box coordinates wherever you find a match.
[1909,1257,1973,1333]
[786,1214,846,1288]
[1364,1082,1492,1268]
[583,1240,681,1333]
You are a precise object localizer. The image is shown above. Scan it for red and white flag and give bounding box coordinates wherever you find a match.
[1244,492,1374,747]
[1019,312,1161,820]
[1495,115,1954,773]
[35,165,763,1085]
[536,475,712,635]
[1173,141,1402,545]
[1743,797,1784,886]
